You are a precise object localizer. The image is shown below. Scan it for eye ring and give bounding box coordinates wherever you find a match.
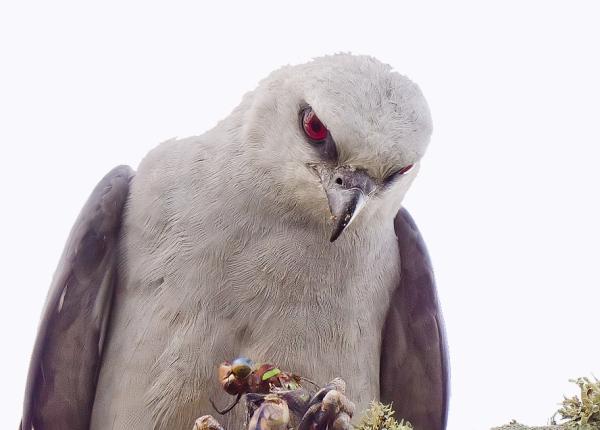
[301,108,328,142]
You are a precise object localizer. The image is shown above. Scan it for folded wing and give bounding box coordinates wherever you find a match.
[380,208,449,430]
[21,165,134,430]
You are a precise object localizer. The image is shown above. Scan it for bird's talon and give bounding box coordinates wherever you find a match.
[247,394,290,430]
[298,379,354,430]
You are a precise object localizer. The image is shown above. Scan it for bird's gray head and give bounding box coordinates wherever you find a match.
[240,54,432,242]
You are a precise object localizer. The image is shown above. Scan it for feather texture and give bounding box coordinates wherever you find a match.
[21,54,446,430]
[380,208,449,430]
[21,166,133,430]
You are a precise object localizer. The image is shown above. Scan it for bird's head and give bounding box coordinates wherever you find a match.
[241,54,432,242]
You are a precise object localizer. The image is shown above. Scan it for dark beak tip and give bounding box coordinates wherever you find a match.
[329,223,345,242]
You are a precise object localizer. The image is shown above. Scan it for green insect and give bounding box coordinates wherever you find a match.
[211,357,306,414]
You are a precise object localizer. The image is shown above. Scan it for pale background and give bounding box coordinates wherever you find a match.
[1,1,598,429]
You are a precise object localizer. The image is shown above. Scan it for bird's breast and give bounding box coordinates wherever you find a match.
[99,154,400,428]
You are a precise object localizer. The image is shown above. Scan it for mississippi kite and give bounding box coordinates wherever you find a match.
[21,54,449,430]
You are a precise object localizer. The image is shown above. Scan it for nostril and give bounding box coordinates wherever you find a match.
[335,177,343,185]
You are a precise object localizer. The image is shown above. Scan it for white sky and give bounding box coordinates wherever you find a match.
[1,1,598,429]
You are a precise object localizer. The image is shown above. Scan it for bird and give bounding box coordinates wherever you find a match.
[21,53,449,430]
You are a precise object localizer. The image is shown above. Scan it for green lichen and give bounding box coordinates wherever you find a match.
[356,401,413,430]
[494,376,600,430]
[553,376,600,429]
[492,419,566,429]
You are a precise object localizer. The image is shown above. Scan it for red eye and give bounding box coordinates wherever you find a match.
[302,109,328,142]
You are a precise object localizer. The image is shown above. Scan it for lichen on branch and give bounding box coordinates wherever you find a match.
[355,401,413,430]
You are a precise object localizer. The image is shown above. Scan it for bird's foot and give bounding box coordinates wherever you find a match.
[196,378,354,430]
[297,378,355,430]
[247,394,291,430]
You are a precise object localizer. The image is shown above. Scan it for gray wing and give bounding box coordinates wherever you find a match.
[21,165,134,430]
[379,208,449,430]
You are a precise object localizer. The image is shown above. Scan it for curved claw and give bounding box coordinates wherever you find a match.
[306,378,346,409]
[298,379,354,430]
[298,402,326,430]
[210,393,242,415]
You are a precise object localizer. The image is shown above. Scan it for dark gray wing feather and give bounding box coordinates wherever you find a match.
[21,165,134,430]
[380,208,449,430]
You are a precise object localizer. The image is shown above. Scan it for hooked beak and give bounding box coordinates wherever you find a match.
[312,165,376,242]
[327,187,367,242]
